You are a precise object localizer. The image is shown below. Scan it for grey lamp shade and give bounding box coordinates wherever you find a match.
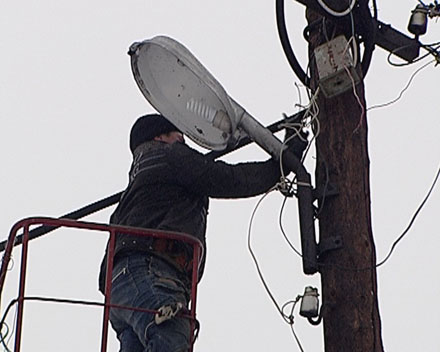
[129,36,238,150]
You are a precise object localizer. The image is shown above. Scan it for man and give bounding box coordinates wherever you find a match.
[99,113,305,352]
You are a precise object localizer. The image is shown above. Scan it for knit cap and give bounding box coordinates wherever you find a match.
[129,114,180,153]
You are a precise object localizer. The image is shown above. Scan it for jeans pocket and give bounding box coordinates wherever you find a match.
[111,264,140,301]
[112,266,128,284]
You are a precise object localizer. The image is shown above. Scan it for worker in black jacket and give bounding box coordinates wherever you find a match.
[99,113,305,352]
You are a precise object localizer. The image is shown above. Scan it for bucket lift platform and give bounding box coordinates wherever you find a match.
[0,217,203,352]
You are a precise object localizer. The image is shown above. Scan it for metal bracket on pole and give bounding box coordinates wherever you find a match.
[312,182,339,201]
[317,236,343,257]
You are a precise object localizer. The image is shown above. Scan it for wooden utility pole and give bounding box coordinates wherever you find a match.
[305,3,385,352]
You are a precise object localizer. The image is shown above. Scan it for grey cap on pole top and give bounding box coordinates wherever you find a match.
[128,35,239,151]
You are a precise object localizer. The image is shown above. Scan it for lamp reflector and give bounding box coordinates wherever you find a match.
[129,36,237,150]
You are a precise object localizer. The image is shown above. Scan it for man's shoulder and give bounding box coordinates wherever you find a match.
[169,142,205,158]
[166,142,212,174]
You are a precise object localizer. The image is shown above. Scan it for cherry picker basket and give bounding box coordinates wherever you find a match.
[0,217,203,352]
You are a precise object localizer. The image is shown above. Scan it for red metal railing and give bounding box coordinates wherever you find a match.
[0,217,203,352]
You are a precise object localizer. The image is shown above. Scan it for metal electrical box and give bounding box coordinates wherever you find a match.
[314,35,360,98]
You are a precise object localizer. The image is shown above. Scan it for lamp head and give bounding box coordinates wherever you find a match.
[129,36,238,150]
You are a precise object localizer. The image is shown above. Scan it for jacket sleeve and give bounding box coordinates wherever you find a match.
[168,143,281,198]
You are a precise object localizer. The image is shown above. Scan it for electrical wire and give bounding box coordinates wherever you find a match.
[376,165,440,268]
[281,297,301,322]
[279,87,320,178]
[0,191,122,253]
[279,196,303,257]
[283,296,306,352]
[339,19,366,133]
[247,193,299,314]
[276,0,310,87]
[6,257,13,273]
[247,194,308,351]
[294,82,303,114]
[317,165,440,272]
[371,0,378,19]
[0,299,17,352]
[277,150,439,273]
[290,324,306,352]
[421,43,440,63]
[304,84,321,144]
[276,42,437,275]
[387,43,440,67]
[247,189,286,318]
[368,59,435,112]
[345,35,359,68]
[344,65,365,133]
[4,307,15,352]
[0,322,11,352]
[316,0,357,17]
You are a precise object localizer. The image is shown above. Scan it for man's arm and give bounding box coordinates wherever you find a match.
[169,143,281,199]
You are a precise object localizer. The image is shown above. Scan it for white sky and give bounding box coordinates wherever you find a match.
[0,1,439,351]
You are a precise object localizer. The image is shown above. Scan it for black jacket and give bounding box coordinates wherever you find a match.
[99,140,280,290]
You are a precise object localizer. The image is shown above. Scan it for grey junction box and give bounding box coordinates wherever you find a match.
[314,35,360,98]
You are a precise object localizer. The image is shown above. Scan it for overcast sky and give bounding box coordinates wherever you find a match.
[1,1,439,351]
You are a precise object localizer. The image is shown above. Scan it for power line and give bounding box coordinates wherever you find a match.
[368,59,435,111]
[376,165,440,268]
[247,191,308,352]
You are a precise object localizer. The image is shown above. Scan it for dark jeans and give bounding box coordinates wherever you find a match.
[109,253,191,352]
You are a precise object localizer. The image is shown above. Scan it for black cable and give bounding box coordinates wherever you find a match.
[319,165,440,272]
[303,19,323,42]
[358,0,376,77]
[376,166,440,268]
[276,0,310,87]
[0,299,17,338]
[0,192,122,252]
[387,43,440,67]
[372,0,378,19]
[0,320,11,352]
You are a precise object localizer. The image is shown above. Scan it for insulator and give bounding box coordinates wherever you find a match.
[408,4,429,37]
[299,286,319,318]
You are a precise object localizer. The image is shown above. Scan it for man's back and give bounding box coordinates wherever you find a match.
[100,113,285,352]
